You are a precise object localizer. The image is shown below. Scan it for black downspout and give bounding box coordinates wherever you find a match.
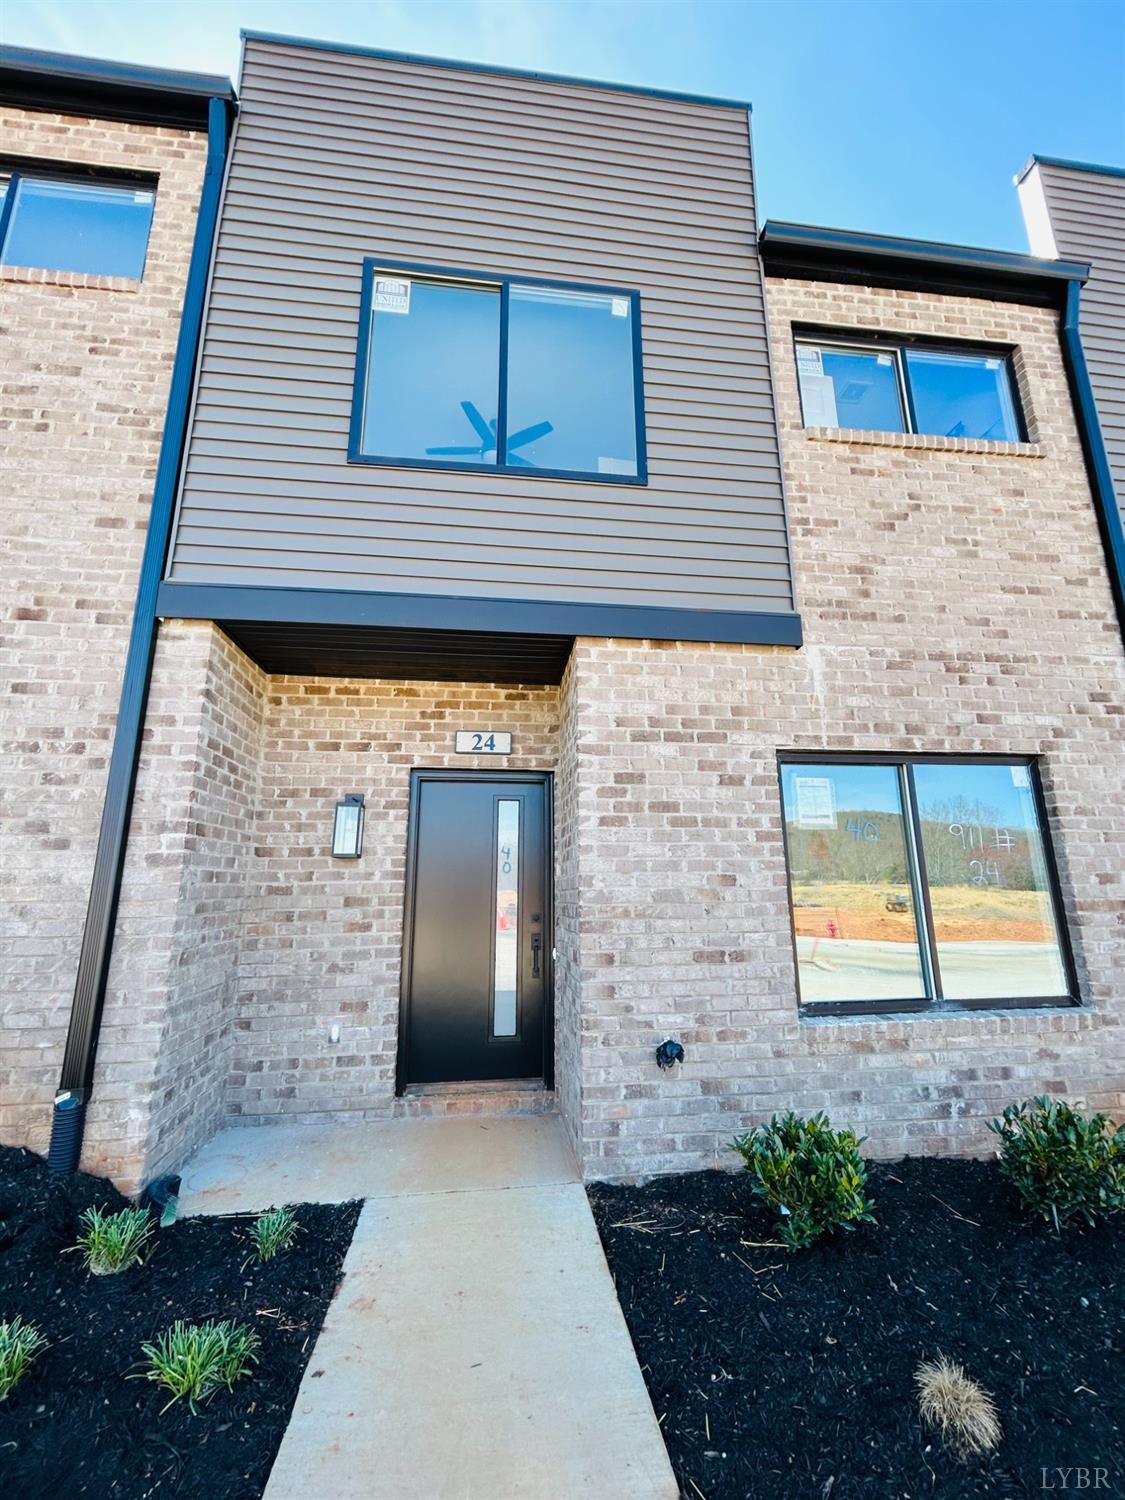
[47,95,233,1173]
[1060,279,1125,639]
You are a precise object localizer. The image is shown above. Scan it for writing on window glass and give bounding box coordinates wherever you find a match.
[948,823,1015,885]
[846,818,880,842]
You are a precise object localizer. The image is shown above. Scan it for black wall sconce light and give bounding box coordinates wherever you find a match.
[331,794,365,859]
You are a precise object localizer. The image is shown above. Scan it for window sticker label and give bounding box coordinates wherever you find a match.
[796,346,823,376]
[876,353,892,365]
[800,373,838,428]
[1010,764,1030,788]
[597,456,634,475]
[611,297,629,318]
[793,775,837,829]
[374,277,411,314]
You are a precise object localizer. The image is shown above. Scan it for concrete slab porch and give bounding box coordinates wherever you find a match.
[178,1116,678,1500]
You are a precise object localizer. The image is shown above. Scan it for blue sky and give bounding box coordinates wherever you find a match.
[5,0,1123,251]
[782,761,1038,826]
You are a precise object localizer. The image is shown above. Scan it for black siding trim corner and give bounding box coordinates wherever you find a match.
[48,95,234,1172]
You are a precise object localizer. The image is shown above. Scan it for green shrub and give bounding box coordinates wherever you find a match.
[730,1111,876,1250]
[136,1320,260,1414]
[989,1095,1124,1230]
[75,1205,153,1275]
[0,1317,47,1400]
[249,1205,298,1262]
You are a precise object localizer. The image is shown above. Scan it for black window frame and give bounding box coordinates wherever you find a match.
[347,256,649,486]
[777,751,1080,1018]
[0,156,159,281]
[791,325,1028,443]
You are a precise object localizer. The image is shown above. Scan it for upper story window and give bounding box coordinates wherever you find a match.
[794,335,1024,442]
[778,755,1075,1015]
[349,260,647,483]
[0,166,156,280]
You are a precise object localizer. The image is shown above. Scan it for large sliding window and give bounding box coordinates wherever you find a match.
[349,260,646,483]
[779,756,1075,1014]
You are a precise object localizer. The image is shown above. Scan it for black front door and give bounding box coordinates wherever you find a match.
[400,771,551,1088]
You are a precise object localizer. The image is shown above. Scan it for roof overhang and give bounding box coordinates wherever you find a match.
[760,220,1089,308]
[156,581,802,683]
[0,44,235,128]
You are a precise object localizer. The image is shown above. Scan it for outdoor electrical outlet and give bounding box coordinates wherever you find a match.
[655,1038,685,1070]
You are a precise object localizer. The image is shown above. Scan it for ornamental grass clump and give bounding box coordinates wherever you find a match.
[250,1205,299,1263]
[915,1355,1001,1460]
[0,1317,47,1401]
[137,1320,260,1414]
[988,1095,1124,1231]
[75,1205,153,1275]
[730,1111,875,1250]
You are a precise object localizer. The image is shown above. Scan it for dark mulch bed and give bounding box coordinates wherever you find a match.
[589,1158,1123,1500]
[0,1146,360,1499]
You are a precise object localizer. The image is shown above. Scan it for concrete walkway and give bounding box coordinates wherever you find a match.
[180,1116,678,1500]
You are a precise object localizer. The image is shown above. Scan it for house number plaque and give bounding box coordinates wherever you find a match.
[455,730,512,755]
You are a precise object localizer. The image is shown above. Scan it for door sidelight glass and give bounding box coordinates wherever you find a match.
[493,800,520,1037]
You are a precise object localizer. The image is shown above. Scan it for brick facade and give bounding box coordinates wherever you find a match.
[82,624,265,1188]
[558,279,1124,1178]
[0,107,207,1158]
[228,671,558,1129]
[5,109,1122,1191]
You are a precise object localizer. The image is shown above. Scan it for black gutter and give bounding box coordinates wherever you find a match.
[1060,280,1125,638]
[0,44,234,128]
[47,94,234,1174]
[761,220,1088,308]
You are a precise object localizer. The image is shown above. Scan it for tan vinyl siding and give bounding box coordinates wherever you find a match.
[1030,161,1125,512]
[168,37,795,616]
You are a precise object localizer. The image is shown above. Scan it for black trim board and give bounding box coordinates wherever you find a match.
[0,44,235,128]
[157,582,804,654]
[761,220,1089,308]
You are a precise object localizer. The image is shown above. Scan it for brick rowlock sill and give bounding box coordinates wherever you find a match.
[804,426,1048,459]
